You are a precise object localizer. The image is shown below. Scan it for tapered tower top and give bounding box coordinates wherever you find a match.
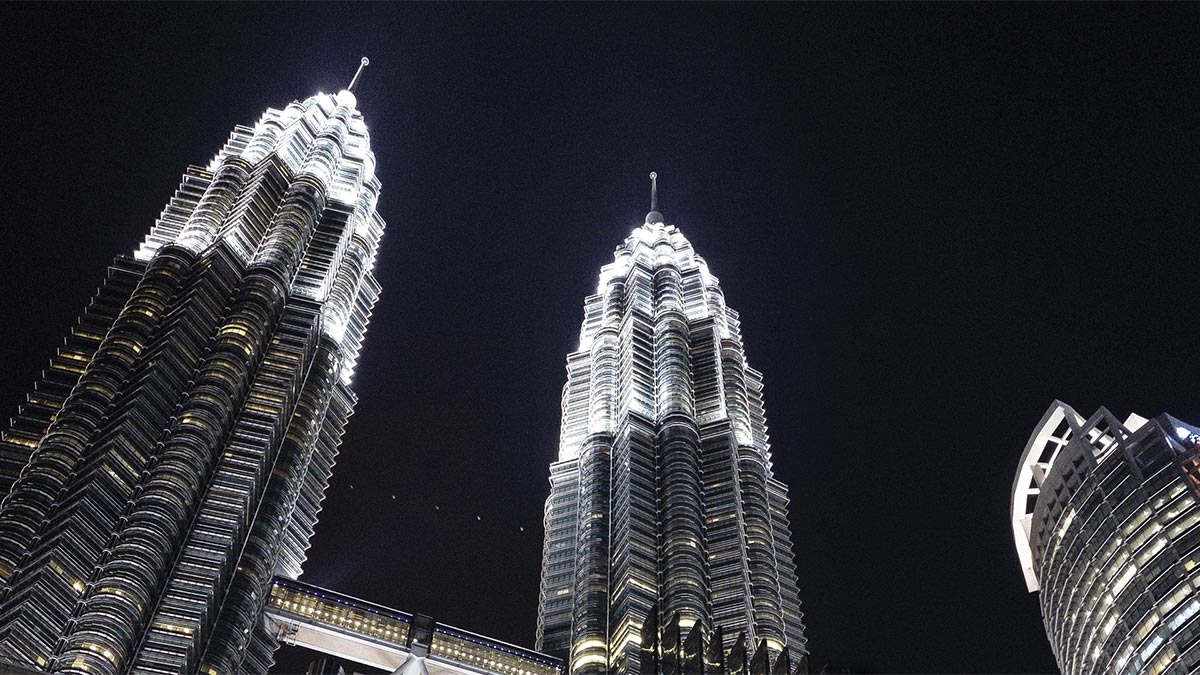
[645,171,664,224]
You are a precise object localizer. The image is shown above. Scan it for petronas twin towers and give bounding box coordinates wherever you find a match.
[0,72,806,674]
[536,199,807,673]
[0,85,382,674]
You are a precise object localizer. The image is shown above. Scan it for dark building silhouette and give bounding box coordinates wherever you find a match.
[305,656,347,675]
[636,609,799,675]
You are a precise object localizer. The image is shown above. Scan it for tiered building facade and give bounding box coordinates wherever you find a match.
[0,86,384,675]
[536,201,807,674]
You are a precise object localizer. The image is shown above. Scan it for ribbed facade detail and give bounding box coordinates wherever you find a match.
[0,88,384,675]
[536,211,807,674]
[1013,402,1200,675]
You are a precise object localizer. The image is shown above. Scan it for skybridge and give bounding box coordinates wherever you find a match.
[263,578,562,675]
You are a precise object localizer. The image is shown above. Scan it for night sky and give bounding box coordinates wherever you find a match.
[2,3,1199,673]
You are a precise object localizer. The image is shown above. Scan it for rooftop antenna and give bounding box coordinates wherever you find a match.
[645,172,665,224]
[348,57,370,92]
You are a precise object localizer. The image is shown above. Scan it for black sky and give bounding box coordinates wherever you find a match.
[2,3,1200,673]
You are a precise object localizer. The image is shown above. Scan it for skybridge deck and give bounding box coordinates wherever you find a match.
[264,578,562,675]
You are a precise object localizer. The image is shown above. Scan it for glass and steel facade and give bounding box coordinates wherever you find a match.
[1013,401,1200,675]
[0,88,384,675]
[536,209,807,674]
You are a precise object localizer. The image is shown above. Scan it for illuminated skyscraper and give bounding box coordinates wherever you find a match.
[0,60,384,675]
[1012,401,1200,675]
[536,176,807,674]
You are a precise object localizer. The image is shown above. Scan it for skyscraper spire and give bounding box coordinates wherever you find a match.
[646,171,664,224]
[348,56,370,92]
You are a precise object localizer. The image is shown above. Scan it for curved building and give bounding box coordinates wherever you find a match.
[536,182,807,674]
[0,77,384,674]
[1013,401,1200,675]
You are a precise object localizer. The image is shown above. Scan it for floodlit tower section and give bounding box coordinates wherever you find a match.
[1012,401,1200,675]
[536,178,807,674]
[0,69,384,675]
